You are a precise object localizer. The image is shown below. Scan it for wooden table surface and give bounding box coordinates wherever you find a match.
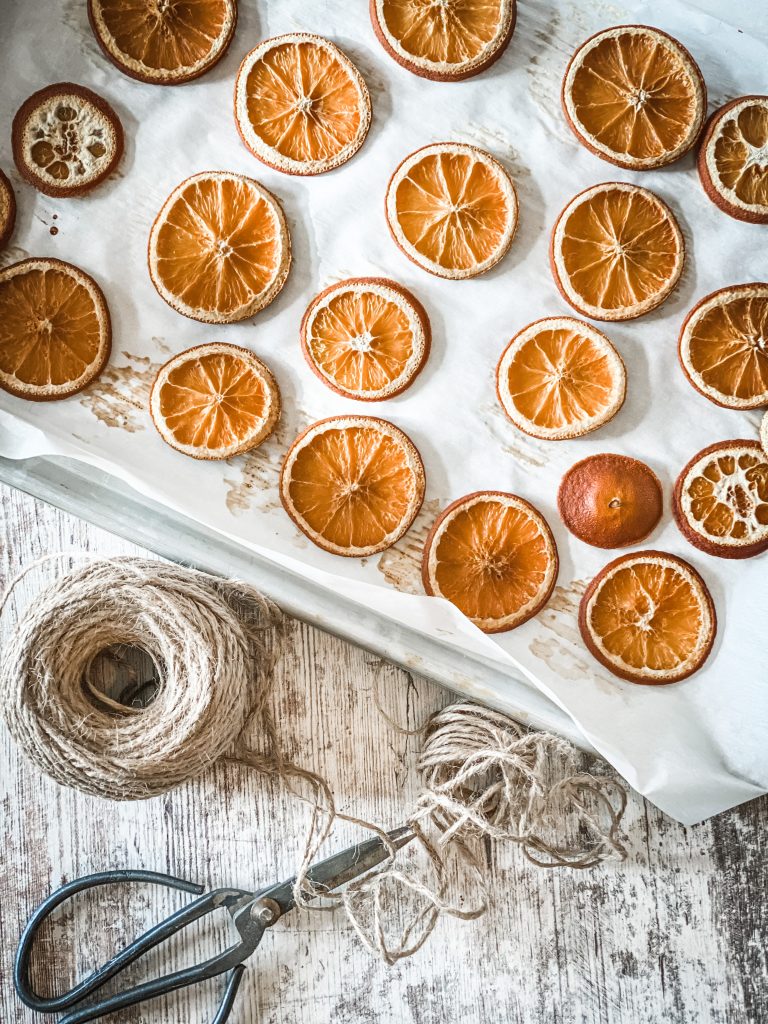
[1,482,766,1024]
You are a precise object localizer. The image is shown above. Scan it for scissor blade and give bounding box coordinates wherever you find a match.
[258,827,414,916]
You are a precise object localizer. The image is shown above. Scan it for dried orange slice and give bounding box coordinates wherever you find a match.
[550,182,683,321]
[422,492,558,633]
[88,0,236,85]
[761,411,768,458]
[386,143,518,280]
[558,454,663,549]
[370,0,516,82]
[579,551,716,684]
[150,342,280,460]
[496,316,626,440]
[280,416,425,557]
[0,258,111,401]
[300,278,430,401]
[12,84,123,198]
[679,284,768,409]
[0,170,15,250]
[234,34,371,176]
[673,440,768,559]
[698,96,768,224]
[148,171,290,324]
[562,25,706,171]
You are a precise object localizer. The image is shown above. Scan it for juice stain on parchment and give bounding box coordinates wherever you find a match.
[0,245,30,269]
[79,348,166,432]
[222,415,307,517]
[530,578,619,694]
[482,401,548,469]
[377,498,441,594]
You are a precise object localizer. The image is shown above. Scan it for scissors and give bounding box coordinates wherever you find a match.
[15,826,414,1024]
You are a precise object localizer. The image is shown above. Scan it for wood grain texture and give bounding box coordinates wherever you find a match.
[0,483,765,1024]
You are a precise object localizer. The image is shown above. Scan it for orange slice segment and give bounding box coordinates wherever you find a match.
[562,25,705,170]
[761,411,768,459]
[280,416,425,556]
[0,258,111,401]
[496,316,626,440]
[371,0,516,82]
[673,440,768,559]
[148,171,290,324]
[386,142,518,280]
[150,343,280,460]
[698,96,768,224]
[300,278,430,401]
[235,34,371,175]
[0,169,15,250]
[422,492,558,633]
[579,551,716,684]
[679,284,768,409]
[88,0,236,84]
[550,182,683,321]
[12,84,123,199]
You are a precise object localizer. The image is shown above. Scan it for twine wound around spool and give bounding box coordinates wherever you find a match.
[0,555,627,965]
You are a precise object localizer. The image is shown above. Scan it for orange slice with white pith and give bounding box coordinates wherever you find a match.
[496,317,626,440]
[386,142,518,280]
[234,34,371,176]
[698,96,768,224]
[300,278,430,401]
[580,551,716,684]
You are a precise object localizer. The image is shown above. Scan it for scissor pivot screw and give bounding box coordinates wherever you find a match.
[251,897,281,926]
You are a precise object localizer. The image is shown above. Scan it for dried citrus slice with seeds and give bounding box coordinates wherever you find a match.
[150,342,280,460]
[386,143,518,280]
[562,25,705,171]
[0,170,15,250]
[280,416,425,557]
[496,316,626,440]
[370,0,516,82]
[550,182,683,321]
[12,84,123,198]
[422,492,558,633]
[673,440,768,560]
[234,34,371,176]
[148,171,290,324]
[679,284,768,410]
[0,258,111,401]
[558,454,663,549]
[88,0,237,85]
[579,551,716,684]
[698,96,768,224]
[300,278,430,401]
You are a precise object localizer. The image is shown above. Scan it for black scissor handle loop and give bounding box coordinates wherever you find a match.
[14,869,206,1012]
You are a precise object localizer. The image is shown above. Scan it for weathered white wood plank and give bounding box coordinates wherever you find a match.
[0,483,765,1024]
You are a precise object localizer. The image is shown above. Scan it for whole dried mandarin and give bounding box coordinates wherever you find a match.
[558,454,663,549]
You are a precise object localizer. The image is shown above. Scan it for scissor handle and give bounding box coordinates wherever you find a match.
[14,869,255,1023]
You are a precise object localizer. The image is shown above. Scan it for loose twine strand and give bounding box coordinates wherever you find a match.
[0,556,627,965]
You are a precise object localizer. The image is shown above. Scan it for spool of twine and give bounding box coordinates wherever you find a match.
[0,556,627,964]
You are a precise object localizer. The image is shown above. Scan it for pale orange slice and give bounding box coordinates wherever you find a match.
[550,182,683,321]
[300,278,430,401]
[679,284,768,409]
[673,440,768,559]
[370,0,516,82]
[422,492,558,633]
[562,25,706,170]
[496,316,626,440]
[698,96,768,224]
[150,342,280,460]
[280,416,425,556]
[88,0,236,84]
[579,551,716,684]
[761,411,768,458]
[148,171,290,324]
[0,258,111,401]
[234,34,371,176]
[0,169,15,250]
[386,143,518,280]
[12,84,123,198]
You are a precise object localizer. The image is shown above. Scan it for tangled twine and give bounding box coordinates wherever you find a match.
[0,556,627,965]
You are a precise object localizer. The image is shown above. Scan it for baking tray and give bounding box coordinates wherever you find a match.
[0,453,588,749]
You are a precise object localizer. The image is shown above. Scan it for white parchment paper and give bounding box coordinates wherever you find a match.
[1,0,766,824]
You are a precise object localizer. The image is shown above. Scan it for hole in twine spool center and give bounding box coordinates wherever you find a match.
[85,644,161,713]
